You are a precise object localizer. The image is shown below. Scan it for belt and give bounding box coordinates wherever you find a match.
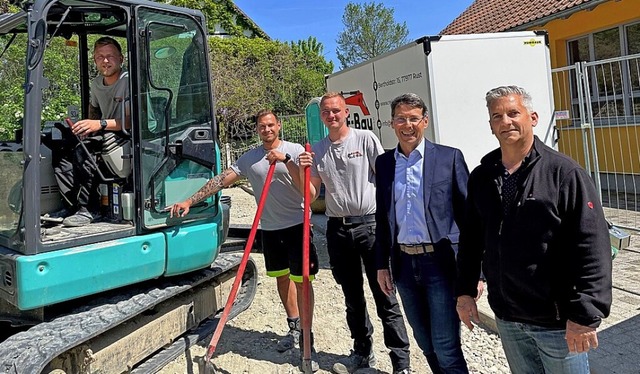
[399,243,434,254]
[329,214,376,225]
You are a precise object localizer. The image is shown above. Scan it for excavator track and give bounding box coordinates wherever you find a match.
[131,310,224,373]
[0,252,258,374]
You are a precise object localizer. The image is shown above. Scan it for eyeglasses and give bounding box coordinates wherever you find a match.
[392,116,425,125]
[94,54,120,62]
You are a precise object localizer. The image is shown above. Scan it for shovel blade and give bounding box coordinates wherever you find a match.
[195,355,216,374]
[300,358,314,374]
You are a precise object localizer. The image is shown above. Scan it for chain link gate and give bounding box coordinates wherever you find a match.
[552,53,640,231]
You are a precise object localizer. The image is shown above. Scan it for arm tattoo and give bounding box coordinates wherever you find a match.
[188,169,232,205]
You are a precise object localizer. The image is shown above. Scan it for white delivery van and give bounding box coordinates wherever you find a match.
[307,31,556,169]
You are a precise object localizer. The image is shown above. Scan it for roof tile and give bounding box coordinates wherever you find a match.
[441,0,592,34]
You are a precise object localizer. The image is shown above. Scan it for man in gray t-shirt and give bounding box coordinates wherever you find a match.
[169,110,320,372]
[52,36,130,227]
[298,92,411,374]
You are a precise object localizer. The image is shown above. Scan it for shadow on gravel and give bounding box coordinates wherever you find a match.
[193,325,388,373]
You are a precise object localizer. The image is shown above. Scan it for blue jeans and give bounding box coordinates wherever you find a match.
[326,219,410,371]
[395,251,468,374]
[496,317,590,374]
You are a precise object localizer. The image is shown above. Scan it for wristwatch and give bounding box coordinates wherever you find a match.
[100,119,108,131]
[283,153,291,163]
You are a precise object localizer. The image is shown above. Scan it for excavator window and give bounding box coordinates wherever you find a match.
[136,7,217,229]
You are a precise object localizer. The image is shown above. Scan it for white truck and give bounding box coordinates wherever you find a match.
[307,31,556,169]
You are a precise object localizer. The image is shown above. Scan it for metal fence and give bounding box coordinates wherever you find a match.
[551,53,640,230]
[220,113,308,170]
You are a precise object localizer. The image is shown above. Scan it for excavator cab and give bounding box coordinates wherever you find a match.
[0,0,231,318]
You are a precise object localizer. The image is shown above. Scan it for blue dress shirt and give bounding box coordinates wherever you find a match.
[394,139,431,245]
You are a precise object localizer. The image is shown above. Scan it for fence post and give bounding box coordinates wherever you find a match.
[580,61,603,202]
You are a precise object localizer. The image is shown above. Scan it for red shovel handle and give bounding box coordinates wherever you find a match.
[301,143,312,363]
[205,162,277,360]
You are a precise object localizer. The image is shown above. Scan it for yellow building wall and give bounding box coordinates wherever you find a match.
[557,125,640,174]
[531,0,640,68]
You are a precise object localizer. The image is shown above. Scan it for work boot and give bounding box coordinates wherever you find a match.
[332,350,376,374]
[276,317,300,352]
[299,331,319,372]
[63,207,94,227]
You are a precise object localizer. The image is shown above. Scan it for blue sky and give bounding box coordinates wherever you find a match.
[233,0,475,71]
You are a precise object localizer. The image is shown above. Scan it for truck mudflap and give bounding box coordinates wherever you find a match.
[0,252,258,374]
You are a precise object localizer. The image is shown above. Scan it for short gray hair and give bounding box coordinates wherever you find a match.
[485,86,534,112]
[391,93,428,117]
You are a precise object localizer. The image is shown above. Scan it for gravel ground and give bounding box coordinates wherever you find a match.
[159,186,510,374]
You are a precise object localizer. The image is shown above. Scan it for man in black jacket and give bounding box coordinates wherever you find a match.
[455,85,612,374]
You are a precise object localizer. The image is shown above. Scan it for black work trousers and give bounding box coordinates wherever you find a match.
[53,136,102,211]
[326,218,410,371]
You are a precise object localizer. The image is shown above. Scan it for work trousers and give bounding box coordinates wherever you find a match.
[326,218,410,371]
[53,136,102,210]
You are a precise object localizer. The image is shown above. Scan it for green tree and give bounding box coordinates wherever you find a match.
[289,36,334,74]
[162,0,268,39]
[208,37,327,142]
[0,33,81,138]
[336,2,408,69]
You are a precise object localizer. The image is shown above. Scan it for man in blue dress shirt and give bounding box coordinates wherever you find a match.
[375,93,474,373]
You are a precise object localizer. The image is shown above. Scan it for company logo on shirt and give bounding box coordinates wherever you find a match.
[347,151,363,159]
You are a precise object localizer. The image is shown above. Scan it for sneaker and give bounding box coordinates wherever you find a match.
[277,317,301,352]
[393,369,410,374]
[332,350,376,374]
[300,346,319,372]
[62,207,93,227]
[277,329,300,352]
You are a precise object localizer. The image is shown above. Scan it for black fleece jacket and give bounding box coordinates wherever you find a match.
[456,136,612,328]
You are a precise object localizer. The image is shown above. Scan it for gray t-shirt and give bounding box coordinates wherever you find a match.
[90,71,129,119]
[231,141,305,231]
[311,128,384,217]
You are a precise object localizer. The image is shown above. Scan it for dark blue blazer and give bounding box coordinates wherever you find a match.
[375,139,469,274]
